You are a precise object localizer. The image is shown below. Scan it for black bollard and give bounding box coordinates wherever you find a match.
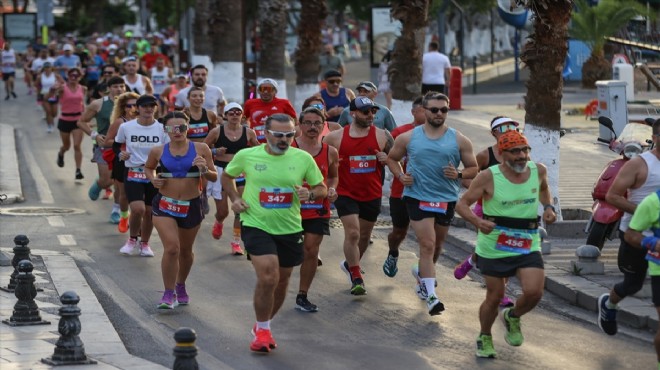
[41,291,97,365]
[1,235,31,292]
[2,260,50,326]
[173,327,199,370]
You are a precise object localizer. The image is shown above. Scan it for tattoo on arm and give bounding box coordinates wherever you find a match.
[384,131,394,153]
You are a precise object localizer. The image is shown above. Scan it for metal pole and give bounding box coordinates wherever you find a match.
[490,9,494,64]
[473,56,477,95]
[514,28,520,82]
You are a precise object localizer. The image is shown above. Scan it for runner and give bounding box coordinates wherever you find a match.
[455,129,557,358]
[148,56,172,117]
[104,92,140,233]
[77,76,126,223]
[301,96,342,130]
[35,62,58,133]
[122,56,153,95]
[55,67,87,180]
[113,94,169,256]
[184,86,218,142]
[145,111,217,309]
[160,74,188,112]
[243,78,297,143]
[381,96,425,278]
[315,70,355,122]
[221,113,326,352]
[204,102,259,255]
[174,65,224,114]
[291,106,339,312]
[323,97,394,295]
[386,92,478,315]
[2,41,17,99]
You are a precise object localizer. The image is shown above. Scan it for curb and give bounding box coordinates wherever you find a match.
[0,123,23,204]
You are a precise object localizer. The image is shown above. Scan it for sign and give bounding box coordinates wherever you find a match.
[2,13,37,52]
[370,6,401,67]
[611,53,630,65]
[36,0,55,27]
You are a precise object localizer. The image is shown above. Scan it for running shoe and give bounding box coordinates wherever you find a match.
[175,283,189,305]
[295,294,318,312]
[88,181,102,201]
[340,260,351,282]
[597,293,618,335]
[231,241,244,255]
[317,255,323,266]
[102,188,113,199]
[454,256,473,280]
[499,296,515,308]
[119,239,139,255]
[157,290,178,310]
[350,278,366,295]
[250,326,276,352]
[11,92,16,99]
[415,283,428,300]
[109,210,121,224]
[75,169,84,180]
[47,125,53,134]
[211,221,223,239]
[57,152,64,167]
[427,294,445,316]
[476,334,497,358]
[139,241,155,257]
[502,308,523,346]
[382,254,398,277]
[118,216,129,233]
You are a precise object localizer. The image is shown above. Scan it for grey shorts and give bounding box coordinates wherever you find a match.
[92,146,109,165]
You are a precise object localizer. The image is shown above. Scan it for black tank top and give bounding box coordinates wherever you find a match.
[214,125,248,168]
[187,108,210,139]
[483,146,500,170]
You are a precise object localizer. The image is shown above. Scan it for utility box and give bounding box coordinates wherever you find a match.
[612,63,634,101]
[596,80,628,143]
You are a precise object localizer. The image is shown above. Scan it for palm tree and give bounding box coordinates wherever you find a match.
[194,0,212,56]
[258,0,290,97]
[570,0,649,88]
[518,0,573,220]
[208,0,244,102]
[293,0,329,110]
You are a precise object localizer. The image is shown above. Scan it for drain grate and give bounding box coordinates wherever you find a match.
[329,218,392,229]
[0,207,85,216]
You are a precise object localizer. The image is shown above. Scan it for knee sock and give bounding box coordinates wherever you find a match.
[349,266,362,280]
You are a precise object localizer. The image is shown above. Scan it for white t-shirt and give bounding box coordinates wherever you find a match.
[31,57,56,72]
[1,49,17,74]
[174,85,224,114]
[150,67,169,95]
[115,119,170,168]
[422,51,451,85]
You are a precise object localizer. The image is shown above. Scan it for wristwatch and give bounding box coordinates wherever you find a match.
[544,204,556,212]
[457,171,463,179]
[308,190,315,202]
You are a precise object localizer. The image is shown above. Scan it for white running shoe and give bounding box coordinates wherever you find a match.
[139,242,155,257]
[119,239,139,255]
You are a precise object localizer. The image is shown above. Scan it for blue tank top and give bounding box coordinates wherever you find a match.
[320,88,349,122]
[159,142,200,178]
[403,125,461,202]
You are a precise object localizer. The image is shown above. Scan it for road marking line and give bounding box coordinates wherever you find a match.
[47,216,65,227]
[17,130,54,204]
[57,235,76,246]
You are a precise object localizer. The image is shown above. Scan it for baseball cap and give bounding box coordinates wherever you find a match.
[62,44,73,51]
[175,73,188,80]
[224,102,243,113]
[490,117,520,130]
[43,62,52,68]
[350,97,380,111]
[108,44,118,50]
[136,95,158,107]
[356,81,377,92]
[257,78,279,91]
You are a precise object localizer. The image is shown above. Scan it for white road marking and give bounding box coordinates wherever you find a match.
[57,235,76,246]
[17,130,54,204]
[47,216,65,227]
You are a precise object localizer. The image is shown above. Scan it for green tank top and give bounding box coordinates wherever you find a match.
[96,96,114,135]
[476,161,541,259]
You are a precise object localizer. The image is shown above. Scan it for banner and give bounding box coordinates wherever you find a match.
[370,6,401,67]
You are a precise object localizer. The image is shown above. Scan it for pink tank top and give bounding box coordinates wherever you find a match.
[60,84,84,121]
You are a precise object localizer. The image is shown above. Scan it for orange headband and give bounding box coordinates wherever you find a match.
[498,130,528,152]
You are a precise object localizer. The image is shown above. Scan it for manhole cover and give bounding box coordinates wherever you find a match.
[330,218,392,229]
[0,207,85,216]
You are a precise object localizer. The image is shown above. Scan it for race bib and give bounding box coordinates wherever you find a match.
[127,167,149,183]
[349,155,377,174]
[301,197,324,210]
[254,125,266,141]
[259,187,293,209]
[646,251,660,265]
[158,196,190,218]
[419,201,448,214]
[187,123,209,138]
[495,229,533,254]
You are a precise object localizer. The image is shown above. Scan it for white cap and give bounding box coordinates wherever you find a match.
[257,78,279,91]
[108,44,118,50]
[62,44,73,51]
[490,117,520,130]
[224,102,243,113]
[95,37,104,44]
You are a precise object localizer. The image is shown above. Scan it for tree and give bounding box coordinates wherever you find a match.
[570,0,649,88]
[193,0,212,56]
[518,0,573,220]
[257,0,289,96]
[293,0,329,110]
[208,0,245,102]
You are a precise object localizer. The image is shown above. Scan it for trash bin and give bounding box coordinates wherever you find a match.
[449,67,462,110]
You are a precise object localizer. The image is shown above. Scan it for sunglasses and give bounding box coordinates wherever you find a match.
[259,86,275,93]
[140,103,157,108]
[493,124,518,133]
[504,146,532,155]
[359,108,378,115]
[226,110,242,116]
[164,124,189,133]
[103,71,114,75]
[301,120,324,127]
[327,79,342,84]
[310,103,325,110]
[69,74,80,78]
[125,103,136,108]
[425,107,449,114]
[268,130,296,138]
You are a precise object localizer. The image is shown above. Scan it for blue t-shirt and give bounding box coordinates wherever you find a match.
[54,54,81,78]
[85,55,105,81]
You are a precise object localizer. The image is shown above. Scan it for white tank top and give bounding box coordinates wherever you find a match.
[620,151,660,232]
[150,67,169,95]
[40,73,56,94]
[123,74,146,95]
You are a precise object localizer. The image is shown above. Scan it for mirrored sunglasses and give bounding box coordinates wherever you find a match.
[493,124,518,133]
[164,124,189,133]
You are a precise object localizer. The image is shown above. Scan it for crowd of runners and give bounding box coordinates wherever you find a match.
[3,36,660,366]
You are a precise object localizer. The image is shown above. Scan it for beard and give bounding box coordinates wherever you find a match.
[193,78,205,87]
[428,118,445,127]
[505,159,529,174]
[268,140,289,154]
[354,116,372,128]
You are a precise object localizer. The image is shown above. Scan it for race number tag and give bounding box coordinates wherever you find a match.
[127,167,149,183]
[254,125,266,141]
[495,229,533,254]
[187,123,209,138]
[349,155,377,174]
[301,198,324,210]
[158,196,190,218]
[419,201,448,214]
[259,187,293,209]
[646,251,660,265]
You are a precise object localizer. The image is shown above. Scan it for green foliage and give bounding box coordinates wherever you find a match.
[570,0,651,55]
[151,0,195,29]
[54,0,135,34]
[328,0,383,20]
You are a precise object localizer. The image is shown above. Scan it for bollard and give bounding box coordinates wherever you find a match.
[1,235,31,292]
[173,327,199,370]
[41,291,97,365]
[2,260,50,326]
[571,245,604,275]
